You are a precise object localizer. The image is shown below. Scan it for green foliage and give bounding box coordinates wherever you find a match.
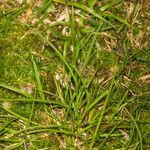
[0,0,150,149]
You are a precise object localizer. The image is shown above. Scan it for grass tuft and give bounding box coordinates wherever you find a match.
[0,0,149,149]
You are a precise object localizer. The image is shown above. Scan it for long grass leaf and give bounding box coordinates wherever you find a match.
[80,90,108,123]
[52,0,114,28]
[83,24,102,70]
[32,57,45,100]
[52,0,131,27]
[34,31,77,84]
[0,83,32,98]
[125,108,143,150]
[0,106,38,125]
[88,0,98,8]
[89,80,114,149]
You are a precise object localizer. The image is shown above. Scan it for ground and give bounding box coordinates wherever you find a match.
[0,0,150,149]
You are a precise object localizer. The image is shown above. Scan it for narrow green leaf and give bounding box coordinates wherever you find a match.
[32,57,45,100]
[88,0,98,8]
[89,80,114,149]
[0,83,32,98]
[52,0,131,27]
[34,30,77,84]
[125,108,143,150]
[80,90,108,122]
[0,106,38,125]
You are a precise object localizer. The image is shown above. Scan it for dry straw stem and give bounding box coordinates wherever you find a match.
[138,74,150,81]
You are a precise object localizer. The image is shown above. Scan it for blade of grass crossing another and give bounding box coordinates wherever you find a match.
[100,0,123,12]
[103,13,130,27]
[89,79,114,149]
[52,0,131,27]
[0,118,17,134]
[52,0,115,28]
[0,106,38,125]
[98,124,119,148]
[108,90,129,122]
[34,31,77,85]
[125,108,143,150]
[80,90,108,124]
[83,23,102,70]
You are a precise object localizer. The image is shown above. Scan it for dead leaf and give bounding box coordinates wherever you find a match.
[138,74,150,81]
[119,129,130,141]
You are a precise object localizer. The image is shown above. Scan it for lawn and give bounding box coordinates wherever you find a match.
[0,0,150,149]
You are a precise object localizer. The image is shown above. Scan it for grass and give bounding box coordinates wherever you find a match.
[0,0,150,149]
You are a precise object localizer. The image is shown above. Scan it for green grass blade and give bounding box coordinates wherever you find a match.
[98,124,119,148]
[0,99,48,103]
[103,13,130,27]
[88,0,98,8]
[33,30,77,84]
[89,80,114,149]
[108,90,129,122]
[125,108,143,150]
[0,106,38,125]
[0,83,32,98]
[83,24,102,70]
[80,90,108,123]
[52,0,131,27]
[32,57,45,100]
[52,0,115,28]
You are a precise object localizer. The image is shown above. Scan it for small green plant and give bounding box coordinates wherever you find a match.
[0,0,150,149]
